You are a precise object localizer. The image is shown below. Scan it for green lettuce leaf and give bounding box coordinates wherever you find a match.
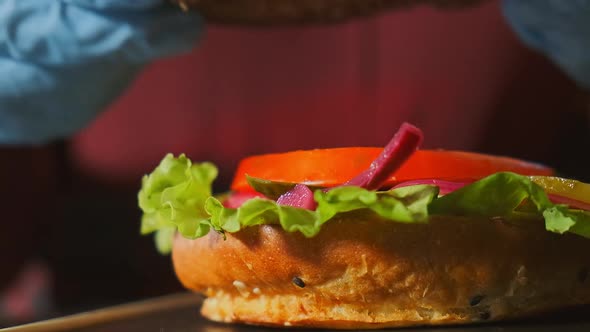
[204,196,317,238]
[314,185,438,223]
[246,176,296,200]
[154,227,176,254]
[246,175,324,200]
[138,156,590,254]
[138,154,217,253]
[429,172,589,238]
[203,185,437,239]
[569,210,590,237]
[138,155,439,252]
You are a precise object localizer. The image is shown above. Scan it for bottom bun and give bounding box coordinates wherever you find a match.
[172,213,590,329]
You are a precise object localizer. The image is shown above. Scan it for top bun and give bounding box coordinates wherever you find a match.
[170,0,488,25]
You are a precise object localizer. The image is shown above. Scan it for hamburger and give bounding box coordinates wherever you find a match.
[138,123,590,329]
[171,0,488,25]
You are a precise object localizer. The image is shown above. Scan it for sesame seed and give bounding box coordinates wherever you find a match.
[469,295,485,306]
[232,280,250,297]
[292,276,306,288]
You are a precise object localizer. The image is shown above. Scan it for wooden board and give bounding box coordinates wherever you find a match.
[3,293,590,332]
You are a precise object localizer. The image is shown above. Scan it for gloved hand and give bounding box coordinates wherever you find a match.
[0,0,202,144]
[502,0,590,89]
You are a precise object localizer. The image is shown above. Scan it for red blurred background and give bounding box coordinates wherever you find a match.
[1,1,588,326]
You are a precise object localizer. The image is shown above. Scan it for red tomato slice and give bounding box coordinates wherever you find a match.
[230,148,554,192]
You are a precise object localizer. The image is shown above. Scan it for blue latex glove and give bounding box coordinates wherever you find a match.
[0,0,202,144]
[502,0,590,89]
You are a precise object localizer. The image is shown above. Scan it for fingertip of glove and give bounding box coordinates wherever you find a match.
[501,0,590,89]
[500,0,548,52]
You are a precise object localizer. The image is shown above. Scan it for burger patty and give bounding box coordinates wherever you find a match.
[170,0,488,25]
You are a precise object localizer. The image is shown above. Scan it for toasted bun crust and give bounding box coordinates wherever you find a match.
[170,0,487,25]
[172,213,590,329]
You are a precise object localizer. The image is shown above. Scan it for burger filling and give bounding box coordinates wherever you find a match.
[138,123,590,254]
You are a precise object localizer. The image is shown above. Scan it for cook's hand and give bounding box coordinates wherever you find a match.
[502,0,590,89]
[0,0,202,144]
